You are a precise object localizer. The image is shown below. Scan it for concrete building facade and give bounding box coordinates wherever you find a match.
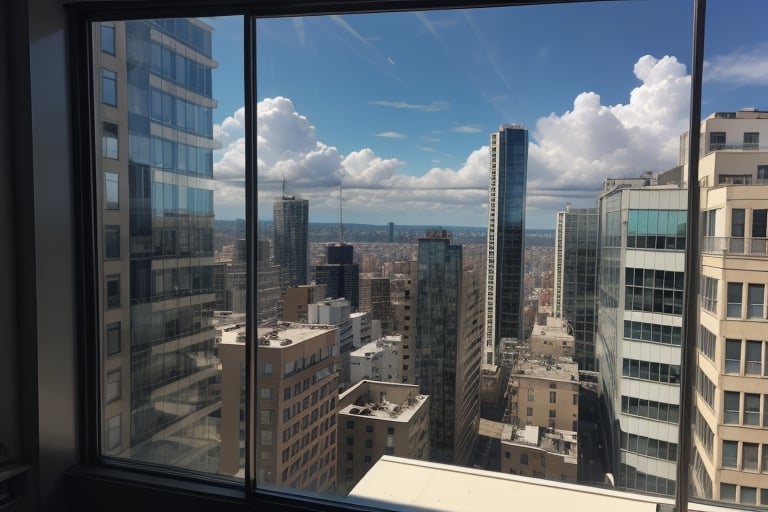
[507,358,579,432]
[500,424,578,483]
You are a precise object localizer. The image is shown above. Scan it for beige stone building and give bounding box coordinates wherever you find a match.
[229,324,340,492]
[530,316,575,360]
[687,109,768,506]
[282,283,327,322]
[507,358,579,431]
[336,380,429,494]
[500,424,578,483]
[391,261,417,384]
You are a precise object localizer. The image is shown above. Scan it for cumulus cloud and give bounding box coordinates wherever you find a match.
[451,125,483,134]
[216,54,693,224]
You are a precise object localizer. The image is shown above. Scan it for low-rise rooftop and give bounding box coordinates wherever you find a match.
[339,381,428,423]
[514,357,578,383]
[501,424,578,462]
[255,323,337,348]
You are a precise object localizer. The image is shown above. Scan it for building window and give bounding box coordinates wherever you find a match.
[727,282,743,318]
[365,425,373,433]
[700,276,718,314]
[106,321,120,355]
[624,320,682,346]
[709,131,726,151]
[758,165,768,183]
[741,487,757,505]
[102,122,118,159]
[365,439,373,449]
[744,131,759,149]
[624,268,684,315]
[720,483,736,502]
[549,391,556,403]
[747,284,764,318]
[104,172,119,209]
[743,443,759,471]
[102,69,117,106]
[746,341,762,375]
[527,388,534,401]
[260,430,273,446]
[260,410,274,425]
[106,369,120,403]
[526,407,533,416]
[520,453,528,465]
[744,393,760,425]
[106,274,120,309]
[622,358,680,384]
[698,325,716,360]
[725,339,741,374]
[104,225,120,259]
[263,363,272,376]
[100,23,115,55]
[106,414,121,451]
[724,392,740,424]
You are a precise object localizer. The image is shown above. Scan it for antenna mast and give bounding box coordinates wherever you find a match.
[339,179,343,244]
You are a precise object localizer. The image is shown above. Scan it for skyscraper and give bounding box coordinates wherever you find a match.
[484,124,528,366]
[314,243,360,309]
[553,204,599,371]
[415,229,478,464]
[96,19,221,470]
[273,195,309,288]
[596,175,686,496]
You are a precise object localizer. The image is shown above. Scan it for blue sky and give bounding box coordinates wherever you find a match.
[206,0,768,228]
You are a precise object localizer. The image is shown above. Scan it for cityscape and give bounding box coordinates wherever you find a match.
[88,10,768,512]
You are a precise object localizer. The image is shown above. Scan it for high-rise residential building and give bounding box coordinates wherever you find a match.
[359,275,394,335]
[256,239,282,325]
[391,261,417,384]
[273,195,309,288]
[314,243,360,310]
[485,124,528,367]
[388,222,395,243]
[336,380,429,494]
[250,324,340,491]
[687,109,768,506]
[95,19,221,470]
[416,229,462,464]
[553,204,599,371]
[596,176,686,496]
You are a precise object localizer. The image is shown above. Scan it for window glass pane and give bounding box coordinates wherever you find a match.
[94,16,243,476]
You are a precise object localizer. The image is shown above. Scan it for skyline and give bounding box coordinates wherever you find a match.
[207,0,768,228]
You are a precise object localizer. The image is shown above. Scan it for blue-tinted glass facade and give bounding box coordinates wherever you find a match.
[273,197,309,287]
[415,230,462,464]
[485,125,527,365]
[123,19,219,466]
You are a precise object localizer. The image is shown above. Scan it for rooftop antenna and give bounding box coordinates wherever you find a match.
[282,175,286,199]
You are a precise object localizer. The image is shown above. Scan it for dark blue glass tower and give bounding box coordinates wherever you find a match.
[484,125,528,366]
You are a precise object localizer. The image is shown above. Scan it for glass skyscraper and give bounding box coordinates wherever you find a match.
[96,18,221,470]
[273,195,309,288]
[554,205,599,371]
[484,125,528,366]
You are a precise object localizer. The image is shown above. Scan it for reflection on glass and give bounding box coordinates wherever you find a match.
[95,16,244,476]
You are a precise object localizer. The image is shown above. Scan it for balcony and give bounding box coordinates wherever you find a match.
[705,143,768,154]
[702,236,768,256]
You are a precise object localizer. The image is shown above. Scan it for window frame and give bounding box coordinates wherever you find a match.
[62,1,711,512]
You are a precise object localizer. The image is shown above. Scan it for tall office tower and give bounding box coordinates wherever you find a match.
[359,275,394,335]
[391,261,417,384]
[256,239,282,325]
[485,124,528,367]
[596,173,686,496]
[553,205,599,371]
[314,243,360,309]
[249,324,340,491]
[414,229,464,464]
[686,109,768,506]
[95,19,221,470]
[388,222,395,243]
[273,194,309,288]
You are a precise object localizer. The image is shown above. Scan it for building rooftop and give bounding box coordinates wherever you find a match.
[514,357,579,383]
[338,381,428,423]
[350,336,401,359]
[501,424,578,463]
[530,317,573,341]
[255,323,337,348]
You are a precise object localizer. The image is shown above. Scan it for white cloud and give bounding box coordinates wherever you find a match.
[704,42,768,85]
[369,100,450,112]
[376,131,407,139]
[216,54,692,225]
[451,125,483,134]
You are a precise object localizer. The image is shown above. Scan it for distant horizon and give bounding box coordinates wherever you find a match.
[216,217,556,232]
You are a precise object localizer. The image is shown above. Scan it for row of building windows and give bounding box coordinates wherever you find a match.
[696,367,715,411]
[698,324,716,361]
[621,358,681,384]
[724,338,767,376]
[129,303,214,348]
[726,282,766,319]
[720,483,768,507]
[128,132,214,177]
[624,268,685,315]
[626,209,686,250]
[620,395,680,423]
[144,87,213,138]
[721,440,768,473]
[619,431,678,462]
[700,276,718,314]
[623,320,681,346]
[723,391,768,427]
[695,409,713,457]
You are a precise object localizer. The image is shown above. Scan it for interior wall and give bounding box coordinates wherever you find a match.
[0,0,20,466]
